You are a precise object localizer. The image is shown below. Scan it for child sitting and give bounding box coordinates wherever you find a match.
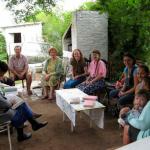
[118,89,149,127]
[122,89,150,144]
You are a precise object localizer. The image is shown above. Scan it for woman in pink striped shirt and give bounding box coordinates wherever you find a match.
[77,50,106,94]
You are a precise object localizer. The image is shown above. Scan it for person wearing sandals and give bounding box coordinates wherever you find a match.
[64,49,88,89]
[41,47,64,101]
[77,50,106,94]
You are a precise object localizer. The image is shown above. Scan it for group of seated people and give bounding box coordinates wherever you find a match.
[0,45,150,146]
[108,53,150,145]
[41,48,107,100]
[63,49,150,145]
[0,46,107,143]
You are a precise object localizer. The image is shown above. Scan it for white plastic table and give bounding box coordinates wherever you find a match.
[56,88,105,132]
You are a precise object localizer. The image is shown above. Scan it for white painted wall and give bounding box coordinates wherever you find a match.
[1,22,45,57]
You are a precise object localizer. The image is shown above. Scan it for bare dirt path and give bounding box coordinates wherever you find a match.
[0,97,122,150]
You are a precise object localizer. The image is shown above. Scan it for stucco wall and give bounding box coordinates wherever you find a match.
[71,11,108,60]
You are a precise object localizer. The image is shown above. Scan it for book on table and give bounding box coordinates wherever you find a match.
[83,100,95,107]
[83,95,98,101]
[83,95,97,107]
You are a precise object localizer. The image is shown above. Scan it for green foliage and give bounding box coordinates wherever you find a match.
[4,0,72,56]
[4,0,56,22]
[80,0,150,79]
[0,53,7,61]
[0,34,7,60]
[96,0,150,59]
[25,11,72,55]
[79,2,101,10]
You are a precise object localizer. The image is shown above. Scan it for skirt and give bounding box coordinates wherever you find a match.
[77,79,105,94]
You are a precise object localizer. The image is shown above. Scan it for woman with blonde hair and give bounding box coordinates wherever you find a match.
[41,48,64,100]
[64,49,87,89]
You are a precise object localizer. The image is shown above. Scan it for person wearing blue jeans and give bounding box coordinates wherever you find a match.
[0,92,48,142]
[109,89,134,105]
[64,49,87,89]
[0,60,48,142]
[109,52,138,106]
[64,76,86,89]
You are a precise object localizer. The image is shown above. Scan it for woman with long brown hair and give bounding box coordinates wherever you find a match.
[64,49,87,89]
[109,52,138,106]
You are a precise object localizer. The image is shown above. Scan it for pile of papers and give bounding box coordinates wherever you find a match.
[68,94,98,107]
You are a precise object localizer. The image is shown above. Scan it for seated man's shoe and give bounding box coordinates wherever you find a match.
[33,113,42,119]
[32,121,48,131]
[17,132,32,142]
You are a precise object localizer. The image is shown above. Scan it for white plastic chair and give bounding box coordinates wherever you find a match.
[0,121,12,150]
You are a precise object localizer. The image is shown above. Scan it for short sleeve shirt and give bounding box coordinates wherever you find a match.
[88,60,106,78]
[9,55,28,73]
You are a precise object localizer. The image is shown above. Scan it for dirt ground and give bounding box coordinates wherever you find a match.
[0,96,123,150]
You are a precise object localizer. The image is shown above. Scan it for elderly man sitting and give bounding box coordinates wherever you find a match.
[9,45,32,95]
